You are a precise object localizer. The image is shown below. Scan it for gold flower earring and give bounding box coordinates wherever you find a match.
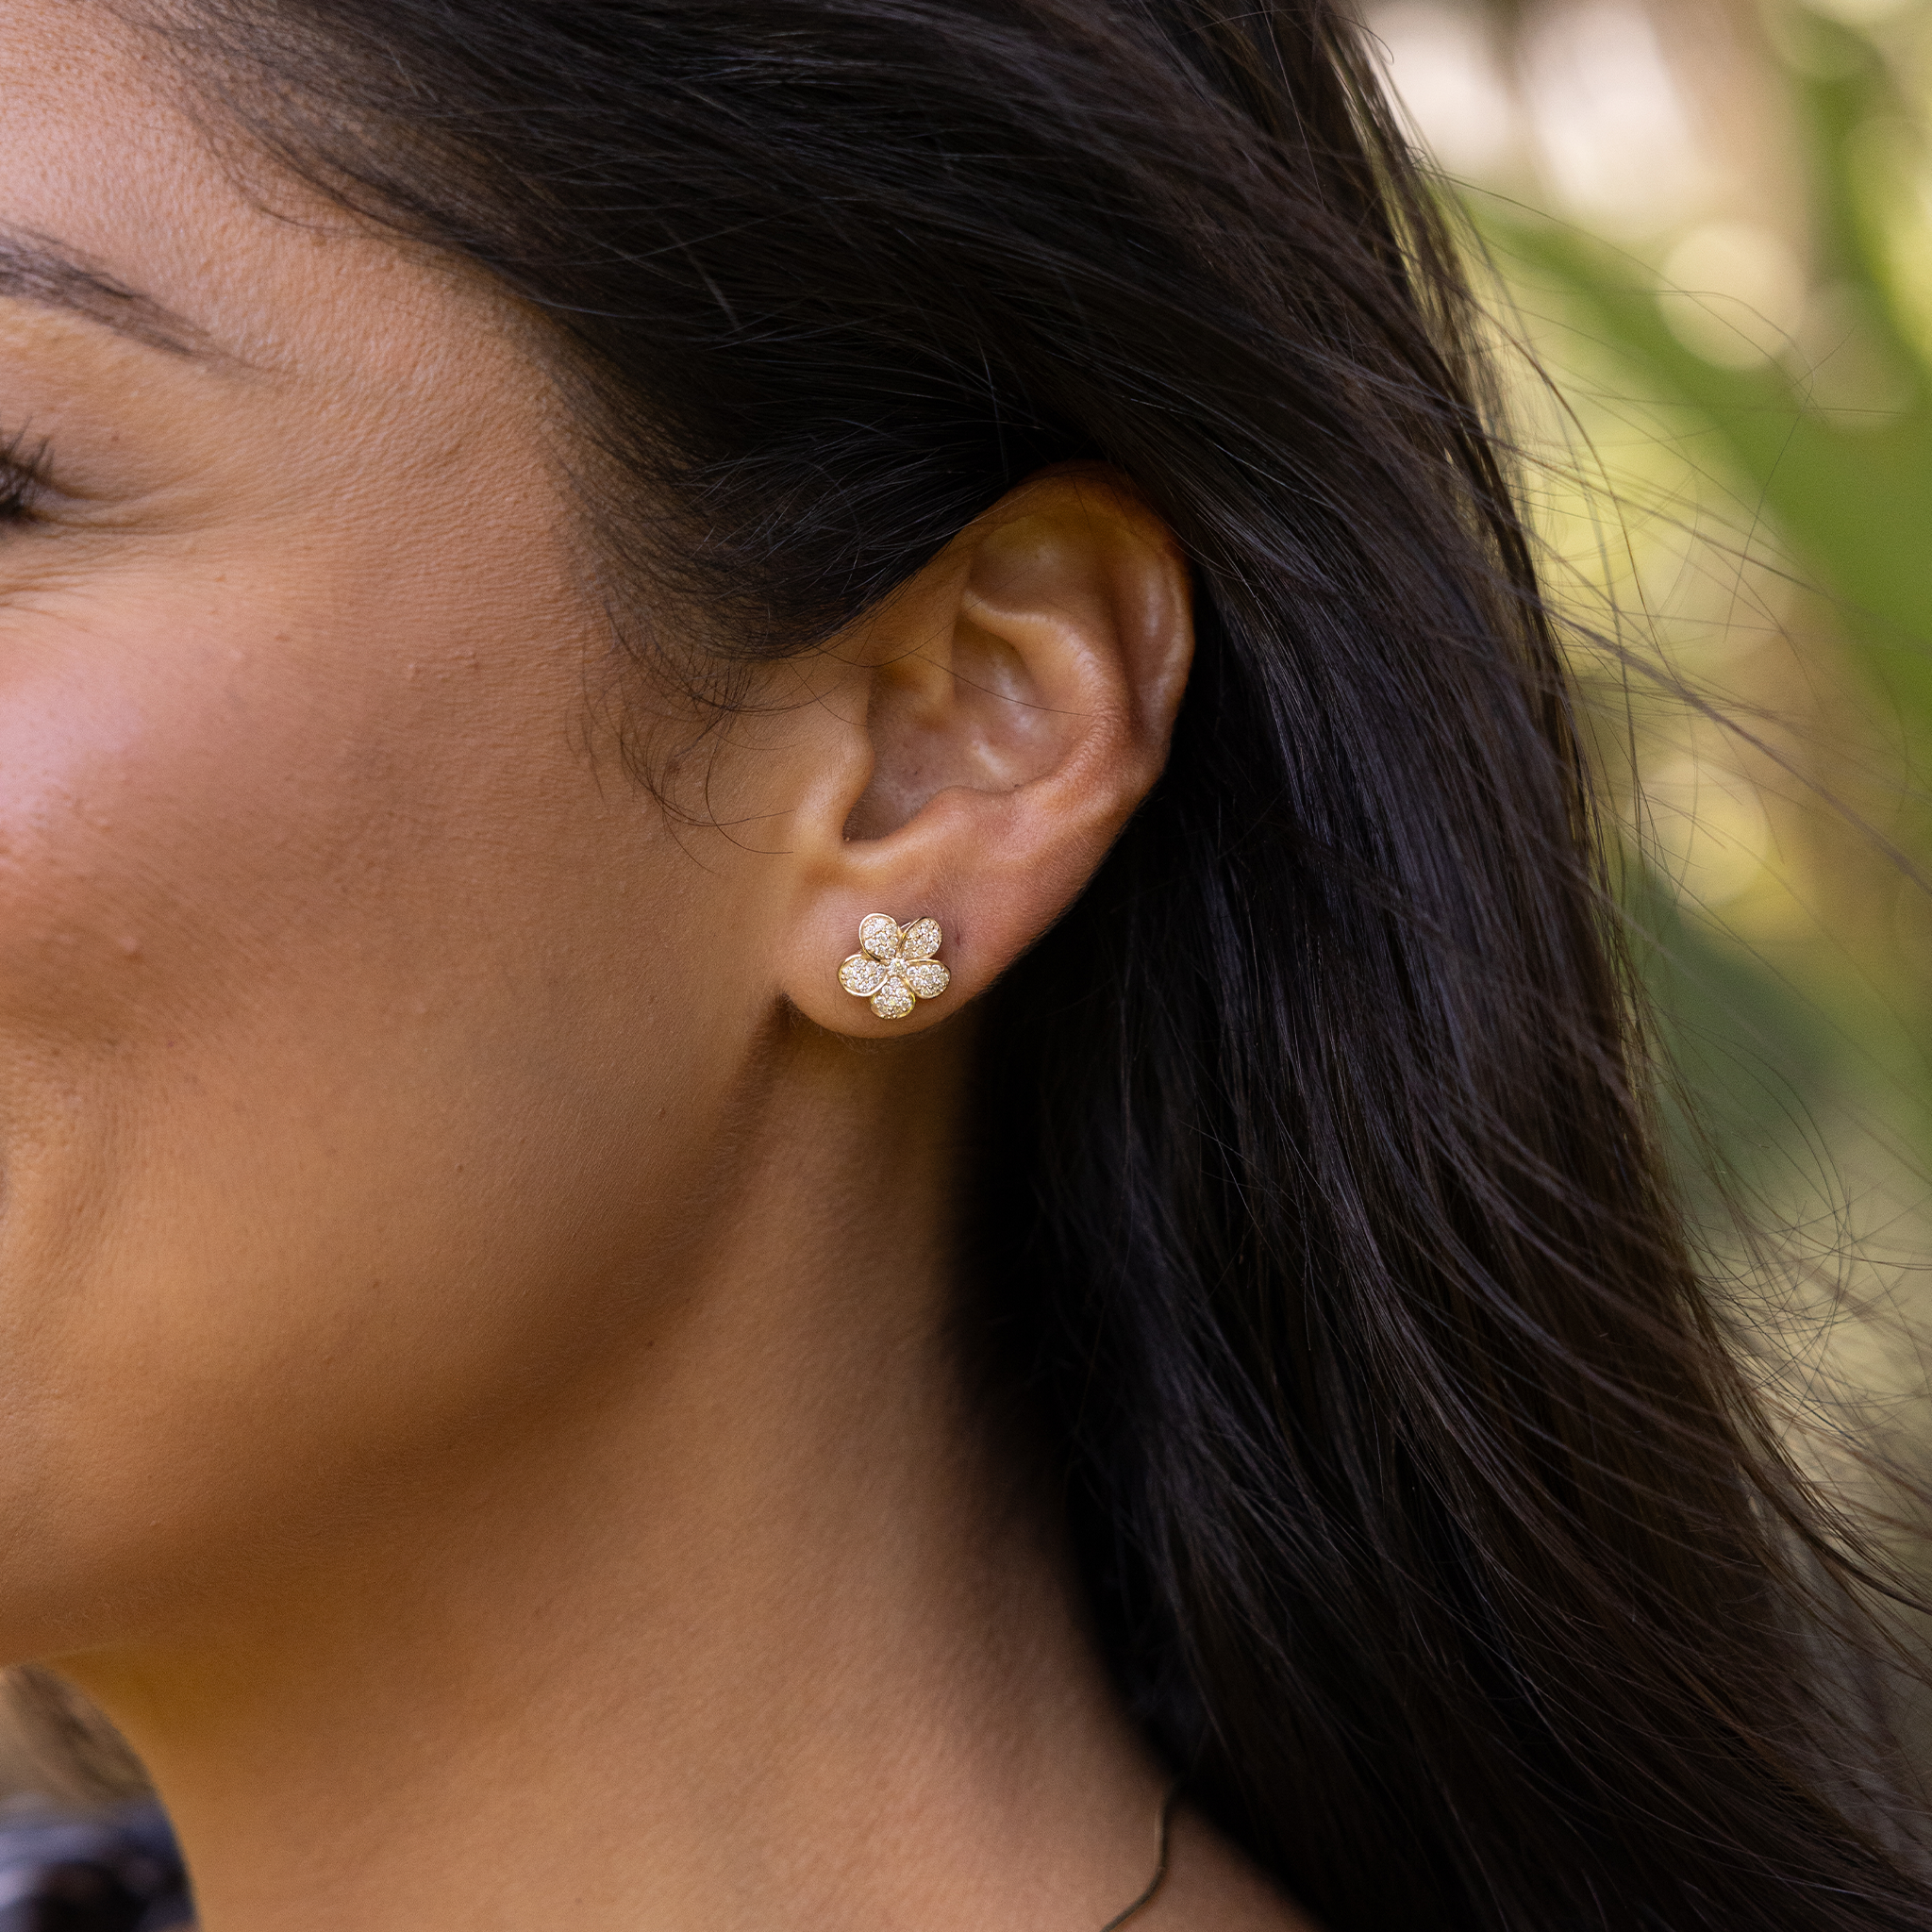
[837,914,950,1021]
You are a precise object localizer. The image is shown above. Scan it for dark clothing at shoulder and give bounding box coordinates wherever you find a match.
[0,1802,189,1931]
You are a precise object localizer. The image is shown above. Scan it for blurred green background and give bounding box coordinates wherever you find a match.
[1373,0,1932,1474]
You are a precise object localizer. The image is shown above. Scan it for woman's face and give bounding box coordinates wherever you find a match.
[0,2,788,1657]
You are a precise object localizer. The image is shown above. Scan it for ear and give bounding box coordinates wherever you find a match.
[774,464,1192,1036]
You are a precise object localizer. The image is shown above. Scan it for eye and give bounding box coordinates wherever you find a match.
[0,428,51,526]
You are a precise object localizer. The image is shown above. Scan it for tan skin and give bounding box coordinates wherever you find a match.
[0,7,1308,1929]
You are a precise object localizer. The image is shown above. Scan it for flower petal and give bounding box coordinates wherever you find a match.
[870,976,916,1020]
[839,953,887,997]
[859,913,902,960]
[900,917,941,961]
[903,958,949,1000]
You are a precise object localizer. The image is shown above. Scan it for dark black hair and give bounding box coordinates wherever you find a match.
[152,0,1932,1924]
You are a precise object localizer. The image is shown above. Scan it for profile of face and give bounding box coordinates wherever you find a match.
[2,6,1878,1932]
[0,0,1191,1706]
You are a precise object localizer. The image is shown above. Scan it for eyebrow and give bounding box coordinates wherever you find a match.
[0,231,208,356]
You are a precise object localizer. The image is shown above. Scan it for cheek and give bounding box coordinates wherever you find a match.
[0,606,314,1041]
[0,551,608,1041]
[0,570,734,1653]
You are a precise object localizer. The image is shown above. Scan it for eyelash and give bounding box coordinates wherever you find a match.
[0,430,52,525]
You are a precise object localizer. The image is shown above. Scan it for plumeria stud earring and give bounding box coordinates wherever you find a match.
[838,914,951,1021]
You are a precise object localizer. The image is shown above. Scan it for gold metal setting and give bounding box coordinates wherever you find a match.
[837,913,950,1021]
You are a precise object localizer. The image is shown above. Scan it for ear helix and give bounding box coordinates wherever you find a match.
[836,914,951,1021]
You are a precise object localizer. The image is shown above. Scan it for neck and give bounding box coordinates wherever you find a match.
[55,1020,1170,1932]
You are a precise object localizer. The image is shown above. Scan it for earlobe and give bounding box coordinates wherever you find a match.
[776,465,1191,1037]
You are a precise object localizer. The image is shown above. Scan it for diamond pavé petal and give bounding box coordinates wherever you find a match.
[870,977,916,1020]
[840,953,888,996]
[903,959,948,1000]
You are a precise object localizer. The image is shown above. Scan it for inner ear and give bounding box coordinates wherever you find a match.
[841,616,1064,841]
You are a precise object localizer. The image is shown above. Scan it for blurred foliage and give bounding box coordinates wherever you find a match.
[1383,0,1932,1428]
[1489,11,1932,720]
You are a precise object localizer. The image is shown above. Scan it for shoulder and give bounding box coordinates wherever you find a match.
[0,1798,191,1929]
